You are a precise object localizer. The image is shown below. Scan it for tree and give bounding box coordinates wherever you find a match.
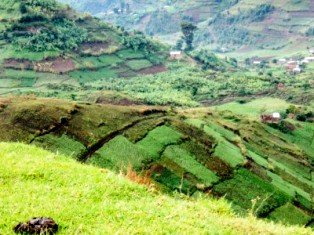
[175,39,184,50]
[180,22,197,51]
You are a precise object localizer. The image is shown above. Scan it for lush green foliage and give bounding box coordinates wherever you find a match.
[192,49,226,70]
[1,143,312,235]
[181,22,197,51]
[12,19,88,52]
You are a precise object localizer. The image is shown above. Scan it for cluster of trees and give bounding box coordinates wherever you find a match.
[20,0,58,13]
[305,27,314,37]
[145,11,179,36]
[211,4,275,26]
[286,105,314,122]
[180,22,197,51]
[207,4,274,46]
[191,50,225,71]
[12,18,88,52]
[122,31,157,54]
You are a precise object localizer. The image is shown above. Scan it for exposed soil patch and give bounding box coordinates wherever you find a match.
[4,59,33,70]
[35,58,75,74]
[95,97,143,106]
[137,65,167,75]
[4,58,75,74]
[80,42,109,55]
[14,217,58,234]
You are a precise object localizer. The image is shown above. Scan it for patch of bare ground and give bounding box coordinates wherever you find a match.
[34,58,75,73]
[138,65,167,75]
[95,97,143,106]
[80,42,109,55]
[4,58,76,74]
[4,59,33,70]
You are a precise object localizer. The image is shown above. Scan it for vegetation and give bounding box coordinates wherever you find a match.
[1,143,313,234]
[0,96,313,227]
[180,22,197,51]
[0,0,314,231]
[58,0,314,55]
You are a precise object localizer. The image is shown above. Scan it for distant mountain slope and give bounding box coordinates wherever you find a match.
[1,142,312,234]
[0,0,168,96]
[0,96,313,227]
[58,0,314,57]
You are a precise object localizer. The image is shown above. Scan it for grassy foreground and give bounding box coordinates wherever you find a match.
[0,143,312,235]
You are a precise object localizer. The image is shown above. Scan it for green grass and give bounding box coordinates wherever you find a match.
[68,67,118,82]
[1,143,313,235]
[75,55,123,70]
[32,134,86,160]
[215,98,290,118]
[87,135,151,169]
[117,49,145,59]
[126,59,153,71]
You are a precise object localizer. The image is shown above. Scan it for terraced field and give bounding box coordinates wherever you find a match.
[0,96,313,227]
[59,0,314,58]
[0,0,168,97]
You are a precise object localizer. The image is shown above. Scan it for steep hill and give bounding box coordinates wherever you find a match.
[1,142,313,234]
[58,0,314,58]
[0,0,168,97]
[1,96,313,227]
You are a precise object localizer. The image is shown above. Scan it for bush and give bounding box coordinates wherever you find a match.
[191,49,225,71]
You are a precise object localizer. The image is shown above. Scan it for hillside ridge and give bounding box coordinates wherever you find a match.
[0,96,313,227]
[0,142,313,234]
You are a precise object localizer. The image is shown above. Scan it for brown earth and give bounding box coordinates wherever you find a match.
[137,65,167,75]
[3,59,33,70]
[4,57,75,74]
[34,58,75,74]
[95,97,143,106]
[80,42,109,55]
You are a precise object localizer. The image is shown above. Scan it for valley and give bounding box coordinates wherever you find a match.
[0,0,313,234]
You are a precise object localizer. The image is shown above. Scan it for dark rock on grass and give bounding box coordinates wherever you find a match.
[14,217,58,234]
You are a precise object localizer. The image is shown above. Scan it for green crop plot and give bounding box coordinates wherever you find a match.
[214,169,290,217]
[32,134,86,160]
[136,125,183,158]
[126,59,153,71]
[247,150,269,169]
[186,119,244,167]
[88,136,151,169]
[69,67,118,82]
[267,203,312,226]
[162,146,219,187]
[117,49,145,59]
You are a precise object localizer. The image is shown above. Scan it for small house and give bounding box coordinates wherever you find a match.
[261,112,282,124]
[169,51,182,60]
[278,58,287,64]
[309,49,314,55]
[253,61,261,65]
[293,66,301,73]
[304,57,314,62]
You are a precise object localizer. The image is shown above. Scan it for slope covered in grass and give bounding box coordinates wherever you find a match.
[0,96,313,227]
[0,142,313,235]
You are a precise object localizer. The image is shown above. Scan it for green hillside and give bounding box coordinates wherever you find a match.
[58,0,314,58]
[0,96,313,227]
[0,0,168,98]
[1,142,313,234]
